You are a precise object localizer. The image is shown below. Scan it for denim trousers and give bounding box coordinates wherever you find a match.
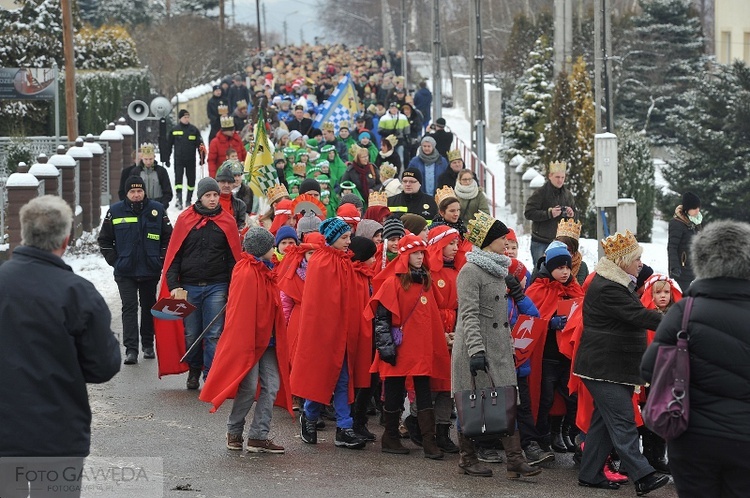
[530,239,548,269]
[304,357,353,429]
[536,358,577,439]
[183,282,228,377]
[227,348,280,439]
[115,276,158,354]
[579,378,654,483]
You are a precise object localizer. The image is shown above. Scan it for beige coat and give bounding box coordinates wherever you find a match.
[452,249,517,395]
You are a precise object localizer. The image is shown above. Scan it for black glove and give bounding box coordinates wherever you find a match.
[379,344,397,366]
[505,275,525,303]
[549,315,567,330]
[469,352,488,377]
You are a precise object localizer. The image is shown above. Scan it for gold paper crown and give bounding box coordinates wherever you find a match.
[466,211,495,248]
[349,143,362,158]
[273,150,286,162]
[601,230,640,261]
[435,185,458,207]
[384,134,398,147]
[380,162,397,179]
[368,191,388,207]
[293,162,306,176]
[548,161,567,175]
[556,218,582,240]
[140,143,155,155]
[235,99,248,109]
[446,149,462,162]
[220,115,234,129]
[322,122,335,132]
[338,120,350,130]
[218,103,229,116]
[266,183,290,204]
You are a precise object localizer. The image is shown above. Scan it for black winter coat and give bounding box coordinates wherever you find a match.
[429,128,454,159]
[668,207,701,291]
[573,257,662,386]
[524,181,576,244]
[641,278,750,443]
[167,121,203,165]
[0,246,120,457]
[387,191,438,220]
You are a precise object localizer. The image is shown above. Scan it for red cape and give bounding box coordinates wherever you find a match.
[154,206,242,378]
[525,275,584,423]
[351,260,377,389]
[290,246,368,404]
[198,255,293,416]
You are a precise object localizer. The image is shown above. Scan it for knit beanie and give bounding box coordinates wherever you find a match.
[296,211,321,238]
[196,177,220,200]
[288,130,303,143]
[339,193,364,211]
[125,175,144,194]
[215,161,235,182]
[421,135,436,147]
[382,217,405,241]
[275,225,299,246]
[244,227,275,257]
[682,191,701,212]
[545,243,572,270]
[178,109,190,118]
[401,213,428,236]
[481,220,510,249]
[299,177,321,195]
[320,217,351,246]
[349,236,377,262]
[402,167,423,185]
[355,219,383,241]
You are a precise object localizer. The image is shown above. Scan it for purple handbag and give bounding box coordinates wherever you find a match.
[642,297,694,441]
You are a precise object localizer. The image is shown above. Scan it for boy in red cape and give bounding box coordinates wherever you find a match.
[525,241,584,455]
[154,177,242,384]
[291,218,369,450]
[199,227,293,453]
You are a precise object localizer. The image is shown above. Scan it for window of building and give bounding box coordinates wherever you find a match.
[721,31,732,64]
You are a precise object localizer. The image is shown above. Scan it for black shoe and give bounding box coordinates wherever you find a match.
[316,419,326,430]
[353,422,376,442]
[635,472,669,496]
[186,367,201,390]
[335,428,366,449]
[563,433,577,452]
[551,432,567,453]
[175,198,183,210]
[578,479,621,490]
[124,351,138,365]
[142,347,155,359]
[524,441,555,466]
[300,413,317,444]
[435,424,459,453]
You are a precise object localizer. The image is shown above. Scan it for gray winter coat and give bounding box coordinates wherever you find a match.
[452,249,517,395]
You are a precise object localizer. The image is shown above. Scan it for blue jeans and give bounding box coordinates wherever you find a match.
[304,357,353,429]
[183,282,228,378]
[530,239,548,269]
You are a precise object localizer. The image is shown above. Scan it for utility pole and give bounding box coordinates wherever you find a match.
[165,0,171,20]
[431,0,442,123]
[594,0,614,133]
[219,0,225,70]
[60,0,78,140]
[473,0,486,166]
[256,0,263,50]
[231,0,236,26]
[401,0,407,88]
[283,21,288,46]
[553,0,573,76]
[262,2,267,47]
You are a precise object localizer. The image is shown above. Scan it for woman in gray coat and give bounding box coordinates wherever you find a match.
[453,211,541,479]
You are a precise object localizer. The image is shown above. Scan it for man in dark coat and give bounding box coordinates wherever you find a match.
[0,196,120,495]
[387,167,438,220]
[207,85,226,142]
[285,104,314,136]
[227,73,250,113]
[98,176,173,365]
[413,81,432,130]
[524,161,576,265]
[167,109,205,209]
[428,117,454,160]
[667,191,702,291]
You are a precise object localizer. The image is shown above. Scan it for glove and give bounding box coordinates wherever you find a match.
[504,275,525,303]
[549,315,568,330]
[469,352,488,377]
[379,344,397,366]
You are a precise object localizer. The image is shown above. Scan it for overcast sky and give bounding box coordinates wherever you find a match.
[230,0,328,46]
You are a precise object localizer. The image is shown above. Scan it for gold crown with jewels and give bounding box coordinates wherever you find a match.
[556,218,582,240]
[220,115,235,129]
[368,191,388,207]
[140,143,155,155]
[435,185,458,206]
[446,149,462,162]
[266,183,290,204]
[547,161,567,175]
[218,103,229,116]
[466,211,495,248]
[601,230,640,261]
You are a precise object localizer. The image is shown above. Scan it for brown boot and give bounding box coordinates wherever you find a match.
[502,431,542,479]
[417,408,444,460]
[381,410,409,454]
[457,432,493,477]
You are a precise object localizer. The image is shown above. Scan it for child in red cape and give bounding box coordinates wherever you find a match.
[525,242,584,456]
[291,218,370,450]
[365,234,451,459]
[199,227,293,453]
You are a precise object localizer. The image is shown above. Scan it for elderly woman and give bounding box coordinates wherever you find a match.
[667,191,702,291]
[642,220,750,497]
[573,230,669,494]
[452,211,541,479]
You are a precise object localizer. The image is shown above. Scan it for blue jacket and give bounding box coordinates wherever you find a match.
[97,199,172,279]
[408,154,448,196]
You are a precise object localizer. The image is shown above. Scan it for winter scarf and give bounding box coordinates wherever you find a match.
[571,251,583,279]
[465,248,509,278]
[433,214,467,238]
[417,146,441,165]
[296,258,308,280]
[454,180,479,200]
[379,149,395,159]
[350,160,372,199]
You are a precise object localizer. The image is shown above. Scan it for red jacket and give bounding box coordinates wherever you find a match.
[208,131,246,178]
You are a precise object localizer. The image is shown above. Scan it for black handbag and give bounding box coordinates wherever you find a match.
[454,371,517,440]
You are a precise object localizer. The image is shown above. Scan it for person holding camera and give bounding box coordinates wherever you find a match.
[524,161,576,267]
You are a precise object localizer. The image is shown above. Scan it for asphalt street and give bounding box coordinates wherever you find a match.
[87,297,679,498]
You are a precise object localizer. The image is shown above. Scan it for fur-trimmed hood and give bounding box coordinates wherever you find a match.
[465,248,510,278]
[692,220,750,280]
[594,256,634,289]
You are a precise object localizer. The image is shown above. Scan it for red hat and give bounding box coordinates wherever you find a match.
[508,258,527,280]
[506,228,518,243]
[337,203,361,231]
[269,199,293,235]
[426,225,463,270]
[302,231,326,248]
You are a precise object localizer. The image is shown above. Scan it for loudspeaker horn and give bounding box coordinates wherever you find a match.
[127,100,149,122]
[150,96,172,119]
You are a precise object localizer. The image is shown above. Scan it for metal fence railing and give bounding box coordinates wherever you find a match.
[451,135,496,217]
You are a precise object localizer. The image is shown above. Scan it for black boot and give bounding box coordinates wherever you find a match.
[186,366,201,389]
[642,428,670,474]
[404,414,422,446]
[352,388,376,441]
[381,410,409,454]
[549,416,567,453]
[436,424,459,453]
[562,424,577,452]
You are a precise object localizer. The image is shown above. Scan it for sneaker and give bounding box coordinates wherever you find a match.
[603,456,629,484]
[246,438,285,454]
[142,347,155,359]
[477,447,504,464]
[316,419,326,430]
[226,433,243,450]
[335,428,366,449]
[635,472,669,496]
[524,441,555,466]
[300,413,317,444]
[124,351,138,365]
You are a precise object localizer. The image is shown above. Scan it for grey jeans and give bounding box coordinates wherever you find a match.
[579,378,654,483]
[227,348,280,439]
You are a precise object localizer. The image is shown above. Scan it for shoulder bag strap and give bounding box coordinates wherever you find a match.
[400,289,423,329]
[680,297,695,338]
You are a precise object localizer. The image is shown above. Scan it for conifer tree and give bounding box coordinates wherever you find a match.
[617,127,655,242]
[570,57,596,231]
